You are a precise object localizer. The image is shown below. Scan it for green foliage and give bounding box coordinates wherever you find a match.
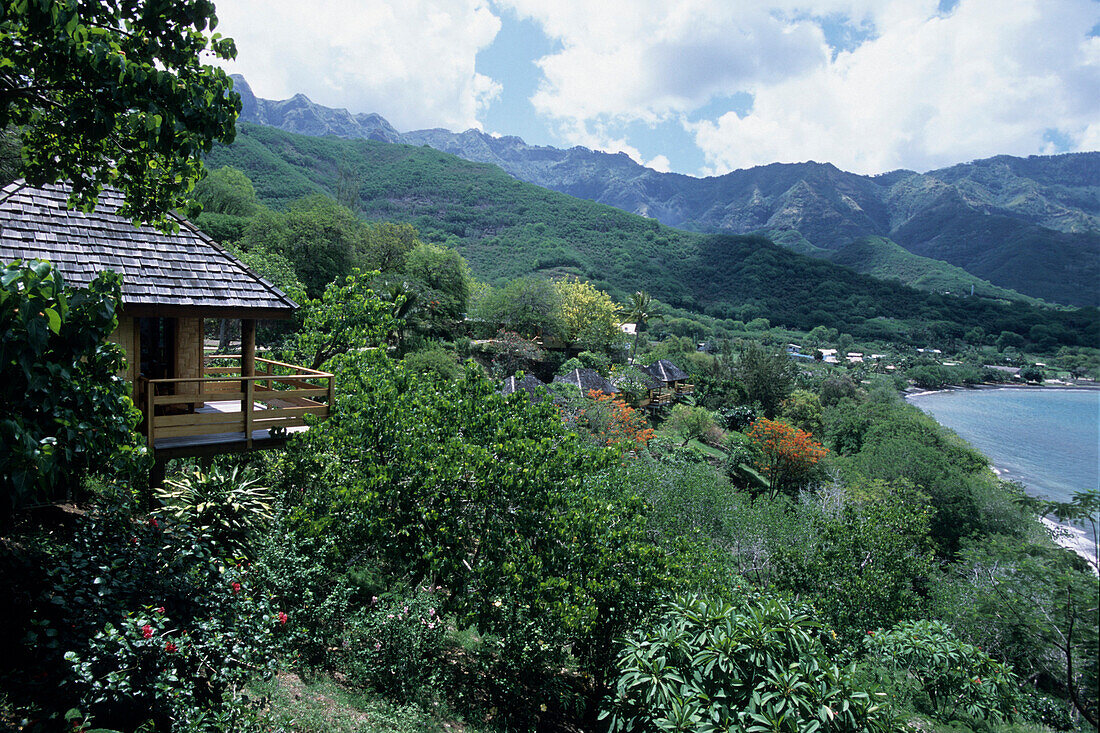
[666,404,718,446]
[601,593,890,733]
[471,276,564,340]
[277,354,674,685]
[0,491,284,729]
[0,0,240,228]
[241,195,365,299]
[292,269,392,371]
[340,587,447,701]
[0,260,145,513]
[194,166,259,217]
[781,389,824,436]
[770,481,936,640]
[865,620,1024,724]
[935,536,1098,728]
[735,341,798,417]
[155,466,274,558]
[555,277,625,352]
[404,242,471,331]
[402,343,462,381]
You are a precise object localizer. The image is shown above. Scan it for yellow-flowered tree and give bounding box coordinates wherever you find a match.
[553,277,624,352]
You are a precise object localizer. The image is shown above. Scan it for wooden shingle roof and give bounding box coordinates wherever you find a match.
[500,373,547,400]
[643,359,689,383]
[0,182,297,317]
[553,368,618,396]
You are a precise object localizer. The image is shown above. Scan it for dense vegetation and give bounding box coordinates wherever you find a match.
[3,9,1097,733]
[203,125,1099,353]
[2,252,1097,732]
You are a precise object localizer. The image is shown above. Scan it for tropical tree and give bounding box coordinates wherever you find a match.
[293,270,392,370]
[0,0,240,227]
[625,290,654,365]
[733,341,798,417]
[554,277,623,352]
[1,260,145,513]
[744,418,828,497]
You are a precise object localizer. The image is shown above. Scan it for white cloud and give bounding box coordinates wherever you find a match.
[501,0,1100,173]
[496,0,831,156]
[689,0,1100,173]
[213,0,502,131]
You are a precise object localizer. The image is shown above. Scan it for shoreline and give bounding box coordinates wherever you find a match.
[905,381,1100,399]
[906,388,1100,570]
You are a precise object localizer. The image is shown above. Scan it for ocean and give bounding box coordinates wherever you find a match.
[907,387,1099,506]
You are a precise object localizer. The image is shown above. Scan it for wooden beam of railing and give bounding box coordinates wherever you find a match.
[256,356,332,377]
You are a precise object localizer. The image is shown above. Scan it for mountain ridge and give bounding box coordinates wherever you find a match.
[230,75,1100,306]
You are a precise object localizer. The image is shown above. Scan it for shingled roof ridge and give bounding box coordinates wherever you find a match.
[0,180,297,311]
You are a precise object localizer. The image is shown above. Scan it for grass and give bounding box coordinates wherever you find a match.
[253,670,483,733]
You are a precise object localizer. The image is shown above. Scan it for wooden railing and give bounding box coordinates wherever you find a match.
[139,356,334,452]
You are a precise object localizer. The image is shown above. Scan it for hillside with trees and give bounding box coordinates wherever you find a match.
[231,76,1100,307]
[204,124,1099,354]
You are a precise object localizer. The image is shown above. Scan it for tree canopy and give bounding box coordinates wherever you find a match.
[0,0,241,227]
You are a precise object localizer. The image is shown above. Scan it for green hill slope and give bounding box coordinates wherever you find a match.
[205,124,1098,348]
[825,236,1042,304]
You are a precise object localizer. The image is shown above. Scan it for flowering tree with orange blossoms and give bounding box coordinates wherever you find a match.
[745,417,829,497]
[575,390,655,454]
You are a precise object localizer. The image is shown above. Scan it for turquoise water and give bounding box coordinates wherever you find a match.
[908,388,1099,505]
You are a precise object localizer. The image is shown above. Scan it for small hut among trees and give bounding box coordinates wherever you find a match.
[0,182,333,463]
[643,359,693,395]
[553,368,619,397]
[500,373,548,401]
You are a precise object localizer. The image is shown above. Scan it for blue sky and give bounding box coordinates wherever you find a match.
[215,0,1100,176]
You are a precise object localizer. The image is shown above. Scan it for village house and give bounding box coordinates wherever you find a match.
[0,182,333,466]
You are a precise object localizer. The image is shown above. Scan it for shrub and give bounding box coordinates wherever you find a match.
[2,492,284,730]
[865,620,1026,725]
[341,586,447,701]
[155,466,274,558]
[1,260,146,514]
[602,593,890,732]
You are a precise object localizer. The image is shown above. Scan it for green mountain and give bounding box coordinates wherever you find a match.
[205,124,1097,349]
[230,77,1099,307]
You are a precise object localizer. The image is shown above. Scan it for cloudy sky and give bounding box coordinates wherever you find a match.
[213,0,1100,176]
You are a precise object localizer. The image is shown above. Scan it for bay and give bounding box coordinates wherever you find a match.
[908,387,1099,505]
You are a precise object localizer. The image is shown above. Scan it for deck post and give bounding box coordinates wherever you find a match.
[241,319,256,379]
[145,379,155,452]
[244,378,254,449]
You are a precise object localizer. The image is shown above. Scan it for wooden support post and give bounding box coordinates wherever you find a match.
[145,381,155,452]
[326,374,335,411]
[242,318,256,449]
[244,378,254,449]
[241,319,256,379]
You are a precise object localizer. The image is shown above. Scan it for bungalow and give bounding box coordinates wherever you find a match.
[0,182,333,463]
[612,367,668,408]
[500,373,548,401]
[553,368,618,397]
[643,359,693,395]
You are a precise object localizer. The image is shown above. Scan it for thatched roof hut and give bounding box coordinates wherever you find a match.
[553,368,618,396]
[501,373,547,400]
[643,359,689,384]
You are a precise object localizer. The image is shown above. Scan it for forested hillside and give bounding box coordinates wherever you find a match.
[206,124,1098,350]
[232,76,1100,306]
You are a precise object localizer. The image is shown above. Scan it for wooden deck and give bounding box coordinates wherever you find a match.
[141,355,333,459]
[152,400,312,458]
